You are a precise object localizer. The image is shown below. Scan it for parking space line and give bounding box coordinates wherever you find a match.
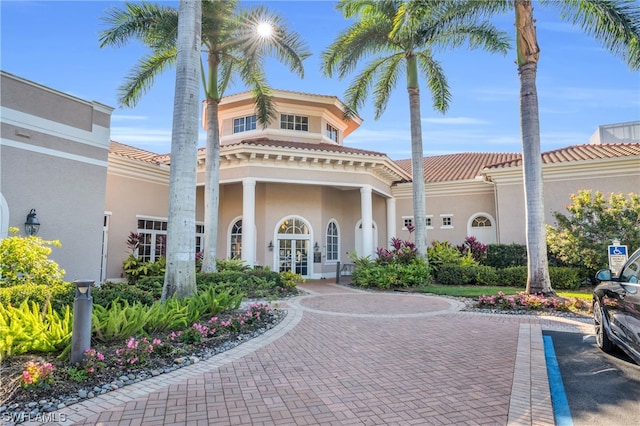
[544,335,574,426]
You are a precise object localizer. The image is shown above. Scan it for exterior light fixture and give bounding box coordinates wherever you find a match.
[314,241,320,252]
[24,209,40,236]
[268,241,274,251]
[70,280,94,365]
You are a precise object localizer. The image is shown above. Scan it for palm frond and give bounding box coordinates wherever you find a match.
[99,2,177,49]
[545,0,640,70]
[373,55,404,119]
[417,53,451,113]
[118,49,177,108]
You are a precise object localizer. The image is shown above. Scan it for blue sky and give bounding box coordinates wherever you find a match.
[1,0,638,160]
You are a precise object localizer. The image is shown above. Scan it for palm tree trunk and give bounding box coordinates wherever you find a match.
[163,0,201,300]
[515,0,552,294]
[407,56,428,260]
[201,97,220,273]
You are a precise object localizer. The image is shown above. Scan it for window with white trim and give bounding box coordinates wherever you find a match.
[230,219,242,259]
[280,114,308,131]
[326,123,338,142]
[233,115,256,133]
[402,217,413,230]
[326,221,339,262]
[137,218,204,262]
[440,215,453,229]
[426,215,433,229]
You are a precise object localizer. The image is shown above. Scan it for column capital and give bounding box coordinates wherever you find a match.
[360,184,372,195]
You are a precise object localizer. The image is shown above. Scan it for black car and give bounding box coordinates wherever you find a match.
[593,247,640,364]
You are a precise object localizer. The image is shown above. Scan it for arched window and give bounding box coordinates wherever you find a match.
[230,219,242,259]
[279,217,309,235]
[326,221,339,262]
[467,213,496,244]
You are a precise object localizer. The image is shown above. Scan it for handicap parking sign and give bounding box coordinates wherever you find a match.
[608,244,628,275]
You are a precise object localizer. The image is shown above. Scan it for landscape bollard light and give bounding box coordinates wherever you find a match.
[70,280,94,365]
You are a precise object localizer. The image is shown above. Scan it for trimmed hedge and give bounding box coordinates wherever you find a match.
[484,244,527,269]
[435,264,582,289]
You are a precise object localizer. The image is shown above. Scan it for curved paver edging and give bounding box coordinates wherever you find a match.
[287,292,465,318]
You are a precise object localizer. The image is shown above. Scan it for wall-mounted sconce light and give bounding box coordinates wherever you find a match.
[24,209,40,236]
[314,241,320,252]
[268,241,274,251]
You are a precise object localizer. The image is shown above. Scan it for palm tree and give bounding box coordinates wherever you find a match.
[162,0,201,300]
[100,0,310,274]
[322,0,510,260]
[457,0,640,294]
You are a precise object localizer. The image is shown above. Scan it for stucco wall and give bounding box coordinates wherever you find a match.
[1,71,112,283]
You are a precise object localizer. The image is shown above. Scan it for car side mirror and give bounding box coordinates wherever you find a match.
[595,269,612,282]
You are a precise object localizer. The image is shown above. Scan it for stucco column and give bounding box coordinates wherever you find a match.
[386,197,396,249]
[242,178,256,267]
[360,185,373,257]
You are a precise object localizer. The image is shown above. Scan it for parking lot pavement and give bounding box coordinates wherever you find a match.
[544,330,640,426]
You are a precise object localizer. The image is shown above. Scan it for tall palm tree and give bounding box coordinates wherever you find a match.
[100,0,310,274]
[161,0,201,300]
[456,0,640,294]
[322,0,510,260]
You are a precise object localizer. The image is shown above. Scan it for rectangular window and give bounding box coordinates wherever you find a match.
[326,123,338,142]
[402,217,413,230]
[440,215,453,229]
[280,114,308,131]
[426,215,433,229]
[233,115,257,133]
[137,218,204,262]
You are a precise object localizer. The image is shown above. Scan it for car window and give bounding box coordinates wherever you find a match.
[620,253,640,283]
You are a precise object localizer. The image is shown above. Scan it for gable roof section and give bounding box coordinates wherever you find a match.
[395,152,521,183]
[486,143,640,170]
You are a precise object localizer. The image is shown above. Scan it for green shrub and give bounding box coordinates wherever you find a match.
[0,228,66,288]
[351,258,431,289]
[435,265,500,286]
[497,266,528,287]
[549,267,582,290]
[484,244,527,269]
[92,281,157,308]
[0,281,74,312]
[122,256,165,284]
[215,258,249,272]
[279,270,304,288]
[547,190,640,271]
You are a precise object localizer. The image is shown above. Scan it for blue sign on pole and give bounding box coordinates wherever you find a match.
[608,245,628,275]
[608,245,628,256]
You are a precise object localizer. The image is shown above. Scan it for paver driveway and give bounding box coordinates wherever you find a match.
[24,281,592,426]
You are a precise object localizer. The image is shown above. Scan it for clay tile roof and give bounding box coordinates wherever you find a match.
[395,152,521,182]
[225,137,387,157]
[487,143,640,169]
[109,141,165,164]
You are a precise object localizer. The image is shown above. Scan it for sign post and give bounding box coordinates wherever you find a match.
[608,240,628,276]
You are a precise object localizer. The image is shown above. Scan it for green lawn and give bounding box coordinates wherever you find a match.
[417,284,594,301]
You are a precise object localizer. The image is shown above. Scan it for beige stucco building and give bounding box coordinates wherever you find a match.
[2,71,639,283]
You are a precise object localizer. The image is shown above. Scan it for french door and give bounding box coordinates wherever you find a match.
[278,238,309,275]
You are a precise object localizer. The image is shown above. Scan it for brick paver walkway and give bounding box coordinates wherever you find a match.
[23,281,592,426]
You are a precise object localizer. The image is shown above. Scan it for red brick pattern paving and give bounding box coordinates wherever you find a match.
[23,282,591,425]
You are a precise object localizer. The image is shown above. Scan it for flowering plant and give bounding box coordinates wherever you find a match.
[477,291,588,312]
[115,337,162,365]
[21,360,55,389]
[83,348,106,374]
